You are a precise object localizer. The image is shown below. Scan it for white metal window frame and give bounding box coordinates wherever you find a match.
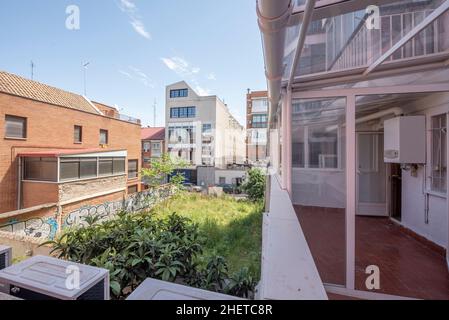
[281,82,449,298]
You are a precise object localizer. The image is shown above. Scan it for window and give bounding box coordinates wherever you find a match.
[113,157,126,174]
[170,107,196,119]
[5,115,26,139]
[251,98,268,113]
[151,142,161,156]
[170,89,188,98]
[100,129,108,145]
[60,158,80,181]
[74,125,82,143]
[99,158,113,176]
[308,125,338,169]
[202,123,212,134]
[168,125,196,144]
[23,157,57,181]
[252,114,267,128]
[431,114,447,193]
[219,177,226,184]
[292,125,339,169]
[60,157,125,182]
[128,160,138,179]
[128,185,138,194]
[143,142,150,152]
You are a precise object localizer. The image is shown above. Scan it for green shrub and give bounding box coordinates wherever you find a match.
[43,212,256,299]
[241,168,266,202]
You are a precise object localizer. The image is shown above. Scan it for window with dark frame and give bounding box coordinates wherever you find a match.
[128,159,138,179]
[23,157,57,181]
[74,125,82,143]
[170,88,188,98]
[5,115,27,139]
[59,157,125,182]
[100,129,108,145]
[170,107,196,119]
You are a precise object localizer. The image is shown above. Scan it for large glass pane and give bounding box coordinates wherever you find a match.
[80,158,97,179]
[292,97,347,286]
[23,157,57,181]
[99,158,113,176]
[60,158,79,181]
[355,93,449,299]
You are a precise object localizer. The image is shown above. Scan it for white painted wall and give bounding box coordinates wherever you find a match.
[215,169,247,185]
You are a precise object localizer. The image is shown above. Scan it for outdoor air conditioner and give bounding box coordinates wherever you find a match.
[0,255,109,300]
[384,116,426,164]
[0,246,12,271]
[127,278,242,300]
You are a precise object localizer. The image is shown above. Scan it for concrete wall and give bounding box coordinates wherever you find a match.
[215,169,247,185]
[197,166,215,187]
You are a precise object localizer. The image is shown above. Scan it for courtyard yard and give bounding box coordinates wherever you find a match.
[150,193,263,280]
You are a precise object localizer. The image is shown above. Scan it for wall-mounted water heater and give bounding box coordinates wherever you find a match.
[384,116,426,164]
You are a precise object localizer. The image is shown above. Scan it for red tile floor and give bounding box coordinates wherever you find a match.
[295,205,449,300]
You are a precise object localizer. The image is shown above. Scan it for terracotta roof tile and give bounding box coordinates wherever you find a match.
[141,127,165,140]
[0,70,100,114]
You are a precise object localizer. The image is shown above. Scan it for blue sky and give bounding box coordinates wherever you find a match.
[0,0,266,127]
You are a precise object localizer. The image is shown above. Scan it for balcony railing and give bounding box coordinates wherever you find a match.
[119,113,141,125]
[330,10,446,72]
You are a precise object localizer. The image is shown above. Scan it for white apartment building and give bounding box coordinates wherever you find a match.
[165,81,245,174]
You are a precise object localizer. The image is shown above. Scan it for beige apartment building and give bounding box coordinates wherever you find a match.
[165,81,245,183]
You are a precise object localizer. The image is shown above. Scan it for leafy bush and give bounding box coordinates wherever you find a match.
[43,212,256,299]
[241,168,266,202]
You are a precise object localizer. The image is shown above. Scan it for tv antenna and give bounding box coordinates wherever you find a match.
[82,61,90,96]
[30,61,35,80]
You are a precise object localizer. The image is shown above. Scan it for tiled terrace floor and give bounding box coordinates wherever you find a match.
[295,205,449,300]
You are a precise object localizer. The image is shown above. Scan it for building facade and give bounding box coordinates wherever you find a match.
[258,0,449,300]
[0,71,142,219]
[141,127,165,169]
[165,81,245,172]
[246,90,269,166]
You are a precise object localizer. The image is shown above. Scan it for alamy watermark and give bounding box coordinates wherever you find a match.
[365,5,380,30]
[66,265,81,290]
[66,5,80,30]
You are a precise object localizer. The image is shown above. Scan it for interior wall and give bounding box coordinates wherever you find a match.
[400,92,449,247]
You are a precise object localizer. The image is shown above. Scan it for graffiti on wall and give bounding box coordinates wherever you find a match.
[0,216,58,240]
[64,185,174,229]
[0,185,175,241]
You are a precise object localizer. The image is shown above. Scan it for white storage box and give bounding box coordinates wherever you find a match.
[384,116,426,163]
[127,278,242,300]
[0,255,109,300]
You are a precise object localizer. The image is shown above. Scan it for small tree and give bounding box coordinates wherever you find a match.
[141,154,187,188]
[241,168,266,202]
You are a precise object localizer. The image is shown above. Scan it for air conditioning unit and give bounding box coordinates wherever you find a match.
[0,246,12,270]
[0,255,109,300]
[127,278,242,300]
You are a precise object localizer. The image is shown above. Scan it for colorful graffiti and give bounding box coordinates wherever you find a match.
[0,185,175,240]
[64,185,174,229]
[0,217,58,240]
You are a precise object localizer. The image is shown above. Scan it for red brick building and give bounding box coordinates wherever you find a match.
[141,127,165,169]
[246,90,268,165]
[0,70,142,221]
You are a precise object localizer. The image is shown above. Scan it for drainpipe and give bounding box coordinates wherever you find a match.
[257,0,292,113]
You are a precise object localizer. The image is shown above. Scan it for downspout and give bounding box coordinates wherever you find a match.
[257,0,292,115]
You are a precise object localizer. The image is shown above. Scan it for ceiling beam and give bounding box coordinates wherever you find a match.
[288,0,316,89]
[363,0,449,76]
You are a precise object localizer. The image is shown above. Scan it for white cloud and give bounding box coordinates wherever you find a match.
[207,73,217,81]
[119,66,155,88]
[117,0,151,40]
[161,57,201,76]
[195,86,211,96]
[118,69,133,79]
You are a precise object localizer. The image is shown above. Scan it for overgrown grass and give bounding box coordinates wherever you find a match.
[150,193,263,280]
